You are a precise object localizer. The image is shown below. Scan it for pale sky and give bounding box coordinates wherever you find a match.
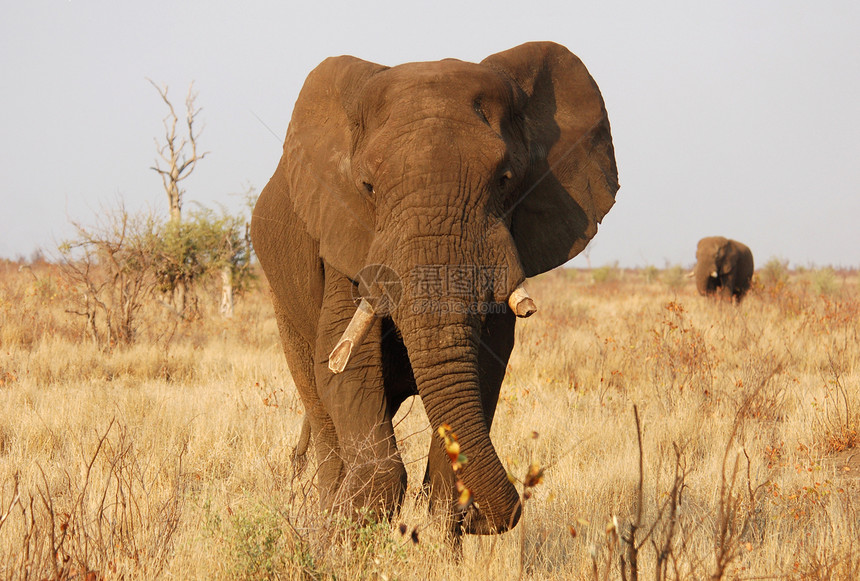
[2,0,858,268]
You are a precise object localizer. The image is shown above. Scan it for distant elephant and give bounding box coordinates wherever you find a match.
[251,42,618,536]
[693,236,754,303]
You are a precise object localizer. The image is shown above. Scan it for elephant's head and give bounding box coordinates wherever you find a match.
[696,237,730,282]
[259,42,618,533]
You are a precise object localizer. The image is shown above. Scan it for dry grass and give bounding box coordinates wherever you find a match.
[1,258,859,579]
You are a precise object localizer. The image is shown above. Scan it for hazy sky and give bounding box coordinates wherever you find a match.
[2,0,858,268]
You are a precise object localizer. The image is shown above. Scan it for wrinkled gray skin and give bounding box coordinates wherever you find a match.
[251,42,618,536]
[694,236,754,303]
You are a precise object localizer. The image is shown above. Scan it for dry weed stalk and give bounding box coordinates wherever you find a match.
[621,405,644,581]
[614,403,758,581]
[711,366,778,580]
[0,419,186,580]
[820,353,859,453]
[516,432,546,580]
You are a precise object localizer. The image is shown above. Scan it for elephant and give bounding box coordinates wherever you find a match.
[693,236,754,303]
[251,41,618,536]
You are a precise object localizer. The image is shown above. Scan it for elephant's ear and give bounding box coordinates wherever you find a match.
[281,56,388,278]
[716,241,733,275]
[482,42,619,277]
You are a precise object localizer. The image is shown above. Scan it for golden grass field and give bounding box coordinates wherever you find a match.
[1,259,858,580]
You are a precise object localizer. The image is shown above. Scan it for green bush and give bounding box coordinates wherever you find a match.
[58,201,255,344]
[203,500,320,581]
[809,267,839,296]
[662,265,687,289]
[591,262,620,284]
[643,265,660,283]
[154,207,253,298]
[760,258,790,290]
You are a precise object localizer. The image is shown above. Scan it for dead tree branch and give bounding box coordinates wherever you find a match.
[148,79,209,222]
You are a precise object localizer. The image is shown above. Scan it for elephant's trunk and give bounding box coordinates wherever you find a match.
[386,226,525,533]
[395,308,522,534]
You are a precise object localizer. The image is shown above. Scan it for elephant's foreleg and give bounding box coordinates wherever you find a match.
[424,436,460,535]
[718,279,734,302]
[476,310,517,424]
[272,297,342,504]
[314,267,407,521]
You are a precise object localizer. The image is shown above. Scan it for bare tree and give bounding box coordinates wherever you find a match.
[58,200,160,348]
[149,80,208,223]
[219,187,256,318]
[218,222,253,318]
[149,80,208,313]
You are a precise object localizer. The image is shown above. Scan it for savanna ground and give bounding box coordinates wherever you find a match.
[1,259,858,580]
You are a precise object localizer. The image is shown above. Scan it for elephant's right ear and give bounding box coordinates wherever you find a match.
[482,42,619,277]
[715,241,733,275]
[273,56,387,278]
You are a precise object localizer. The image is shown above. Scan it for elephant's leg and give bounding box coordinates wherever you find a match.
[718,278,734,302]
[380,316,418,409]
[424,309,517,535]
[314,267,407,521]
[272,298,342,504]
[477,309,517,425]
[292,416,311,476]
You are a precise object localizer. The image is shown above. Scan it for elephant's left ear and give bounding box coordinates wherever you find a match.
[482,42,619,277]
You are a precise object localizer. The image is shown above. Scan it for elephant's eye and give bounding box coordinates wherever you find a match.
[473,98,490,127]
[362,182,375,194]
[498,169,513,188]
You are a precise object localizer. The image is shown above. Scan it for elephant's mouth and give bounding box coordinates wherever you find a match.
[328,283,536,374]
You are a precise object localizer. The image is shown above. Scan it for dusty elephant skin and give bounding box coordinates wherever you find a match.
[251,42,619,536]
[694,236,754,303]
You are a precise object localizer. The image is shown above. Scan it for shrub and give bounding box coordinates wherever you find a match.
[154,206,254,317]
[643,265,659,283]
[57,201,161,347]
[808,267,839,296]
[57,201,254,345]
[760,257,790,290]
[591,262,620,284]
[662,265,687,289]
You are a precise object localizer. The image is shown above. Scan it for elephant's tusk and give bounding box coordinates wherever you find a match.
[508,284,537,318]
[329,299,376,373]
[710,270,719,279]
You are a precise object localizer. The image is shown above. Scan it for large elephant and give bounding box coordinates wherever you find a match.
[251,42,618,535]
[693,236,754,303]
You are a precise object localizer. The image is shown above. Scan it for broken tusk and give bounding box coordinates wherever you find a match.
[329,299,376,373]
[508,284,537,318]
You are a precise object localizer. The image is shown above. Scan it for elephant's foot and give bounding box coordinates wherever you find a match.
[328,454,408,527]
